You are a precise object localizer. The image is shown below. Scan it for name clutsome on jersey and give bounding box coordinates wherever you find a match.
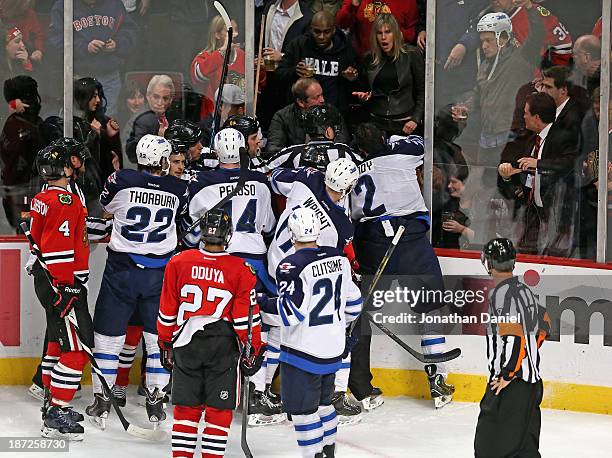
[129,189,178,207]
[311,258,343,277]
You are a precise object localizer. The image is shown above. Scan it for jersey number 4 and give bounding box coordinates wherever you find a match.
[222,199,257,233]
[310,276,342,327]
[177,283,232,325]
[121,206,173,243]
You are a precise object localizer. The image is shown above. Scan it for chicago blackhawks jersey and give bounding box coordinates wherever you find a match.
[260,246,362,374]
[184,167,276,257]
[157,248,262,351]
[100,169,189,266]
[268,167,354,279]
[29,185,89,286]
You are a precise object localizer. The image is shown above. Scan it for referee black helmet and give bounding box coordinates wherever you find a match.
[481,238,516,273]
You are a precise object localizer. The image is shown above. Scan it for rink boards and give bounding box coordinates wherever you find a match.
[1,242,611,415]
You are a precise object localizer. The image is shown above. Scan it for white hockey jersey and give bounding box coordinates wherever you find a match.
[184,167,276,256]
[260,246,362,374]
[100,169,189,266]
[268,167,354,279]
[351,135,429,223]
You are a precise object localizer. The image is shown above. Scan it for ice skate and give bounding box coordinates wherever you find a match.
[425,364,454,409]
[361,387,384,411]
[28,382,45,402]
[86,393,111,430]
[41,405,84,441]
[111,384,127,407]
[332,391,362,425]
[248,387,286,426]
[145,388,167,428]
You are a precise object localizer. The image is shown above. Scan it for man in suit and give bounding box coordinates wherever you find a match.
[498,92,579,255]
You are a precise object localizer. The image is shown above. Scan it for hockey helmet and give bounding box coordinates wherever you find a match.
[302,104,341,137]
[288,207,320,243]
[200,208,233,247]
[214,128,245,164]
[223,115,260,138]
[477,12,513,47]
[136,134,172,172]
[36,142,74,181]
[481,238,516,274]
[164,119,203,153]
[325,158,359,198]
[299,144,331,172]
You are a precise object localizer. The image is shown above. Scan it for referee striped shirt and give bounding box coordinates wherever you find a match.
[486,277,550,384]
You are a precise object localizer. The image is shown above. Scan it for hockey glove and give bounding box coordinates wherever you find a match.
[342,326,360,358]
[52,284,81,318]
[240,344,266,377]
[158,340,174,372]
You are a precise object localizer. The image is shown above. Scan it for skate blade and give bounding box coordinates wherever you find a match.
[362,396,384,411]
[337,414,362,426]
[28,384,45,402]
[248,413,286,427]
[87,413,107,430]
[41,426,84,441]
[433,395,453,409]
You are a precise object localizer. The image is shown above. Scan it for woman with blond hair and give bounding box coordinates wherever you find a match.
[353,13,425,136]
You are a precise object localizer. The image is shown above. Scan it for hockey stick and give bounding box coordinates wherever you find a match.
[210,0,233,146]
[353,225,461,364]
[177,146,250,242]
[253,13,266,118]
[20,222,167,442]
[240,301,255,458]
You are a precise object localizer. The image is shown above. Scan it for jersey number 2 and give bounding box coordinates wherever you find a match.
[121,207,173,243]
[354,175,386,217]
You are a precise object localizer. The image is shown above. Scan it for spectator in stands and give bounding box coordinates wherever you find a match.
[276,11,358,114]
[439,166,474,249]
[0,0,45,64]
[572,35,601,95]
[352,13,425,136]
[48,0,138,117]
[73,77,122,181]
[190,15,243,119]
[336,0,420,58]
[266,76,350,152]
[168,0,209,74]
[0,75,44,229]
[125,74,175,164]
[305,1,343,15]
[208,84,246,132]
[498,92,578,255]
[2,26,33,76]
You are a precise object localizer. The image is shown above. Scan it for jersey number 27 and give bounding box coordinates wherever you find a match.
[177,283,232,325]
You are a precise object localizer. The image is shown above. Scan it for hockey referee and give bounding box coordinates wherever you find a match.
[474,238,551,457]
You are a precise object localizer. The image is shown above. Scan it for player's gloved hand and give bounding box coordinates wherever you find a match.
[52,284,81,318]
[240,344,266,377]
[158,340,174,372]
[342,326,360,358]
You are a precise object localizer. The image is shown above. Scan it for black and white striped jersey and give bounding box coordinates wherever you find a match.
[485,276,550,384]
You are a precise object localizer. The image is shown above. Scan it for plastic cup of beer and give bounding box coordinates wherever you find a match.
[264,55,276,72]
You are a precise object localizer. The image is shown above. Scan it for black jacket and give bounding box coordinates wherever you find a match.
[126,109,176,163]
[276,29,358,110]
[266,103,351,154]
[259,0,313,53]
[363,45,425,125]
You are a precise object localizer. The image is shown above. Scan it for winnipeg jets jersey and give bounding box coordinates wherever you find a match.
[184,167,276,256]
[262,140,363,172]
[351,135,429,222]
[260,246,362,374]
[100,170,189,264]
[268,167,354,279]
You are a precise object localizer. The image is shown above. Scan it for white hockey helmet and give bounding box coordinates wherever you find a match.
[136,134,172,172]
[325,158,359,198]
[214,128,245,164]
[288,207,320,243]
[477,12,513,46]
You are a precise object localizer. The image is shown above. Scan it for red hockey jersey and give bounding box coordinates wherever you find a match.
[158,248,262,352]
[29,185,89,286]
[511,5,573,66]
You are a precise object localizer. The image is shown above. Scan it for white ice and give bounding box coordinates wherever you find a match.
[0,386,610,457]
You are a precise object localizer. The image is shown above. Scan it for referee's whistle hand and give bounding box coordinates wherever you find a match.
[490,377,511,395]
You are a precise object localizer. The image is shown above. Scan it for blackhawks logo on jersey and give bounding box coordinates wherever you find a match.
[364,1,392,22]
[57,193,73,206]
[536,6,551,17]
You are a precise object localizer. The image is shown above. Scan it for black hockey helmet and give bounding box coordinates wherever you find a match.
[36,143,74,181]
[302,104,341,137]
[299,144,331,172]
[53,137,91,163]
[200,209,233,248]
[165,119,203,153]
[223,115,260,138]
[481,238,516,274]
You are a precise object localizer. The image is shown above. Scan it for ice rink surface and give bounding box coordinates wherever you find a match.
[1,386,610,457]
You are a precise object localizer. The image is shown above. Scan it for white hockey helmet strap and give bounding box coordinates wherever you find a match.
[477,12,513,48]
[288,207,321,243]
